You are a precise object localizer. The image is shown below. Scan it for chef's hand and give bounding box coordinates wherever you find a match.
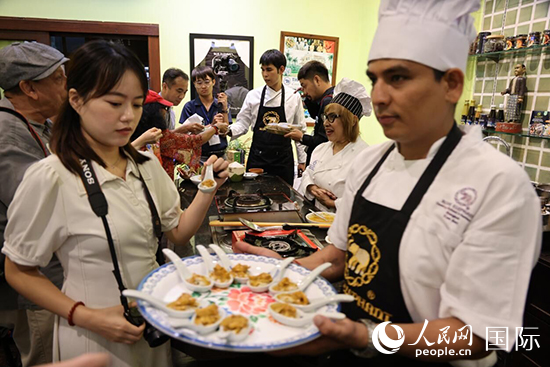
[203,155,229,189]
[217,92,228,112]
[284,130,303,142]
[73,304,144,344]
[233,240,282,259]
[175,121,204,134]
[271,316,369,356]
[308,185,336,200]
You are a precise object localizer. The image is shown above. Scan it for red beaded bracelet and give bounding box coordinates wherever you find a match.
[68,301,85,326]
[210,125,219,134]
[293,259,303,267]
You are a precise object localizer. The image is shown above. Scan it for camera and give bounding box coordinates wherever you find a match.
[212,54,240,75]
[125,306,169,348]
[212,54,240,93]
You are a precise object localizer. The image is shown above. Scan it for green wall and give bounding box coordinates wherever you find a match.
[0,0,484,146]
[0,0,386,145]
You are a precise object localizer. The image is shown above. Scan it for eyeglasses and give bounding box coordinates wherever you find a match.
[322,113,341,123]
[194,79,213,87]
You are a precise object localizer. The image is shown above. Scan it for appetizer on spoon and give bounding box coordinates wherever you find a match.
[162,248,213,293]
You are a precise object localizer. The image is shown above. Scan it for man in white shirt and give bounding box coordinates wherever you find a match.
[234,0,541,365]
[227,49,306,185]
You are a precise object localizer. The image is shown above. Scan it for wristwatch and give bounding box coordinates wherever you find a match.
[350,319,379,358]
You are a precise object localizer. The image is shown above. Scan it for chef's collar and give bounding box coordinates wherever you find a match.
[387,135,446,171]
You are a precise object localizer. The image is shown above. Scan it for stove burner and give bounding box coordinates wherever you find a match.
[266,241,292,252]
[243,232,317,258]
[223,190,273,211]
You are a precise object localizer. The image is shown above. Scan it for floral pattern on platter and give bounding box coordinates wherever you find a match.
[136,253,340,352]
[207,284,275,323]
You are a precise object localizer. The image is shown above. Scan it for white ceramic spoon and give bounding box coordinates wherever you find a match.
[247,257,294,293]
[122,289,202,319]
[269,262,332,296]
[198,164,217,193]
[209,244,249,284]
[268,303,346,328]
[196,245,233,288]
[275,293,354,312]
[170,307,226,335]
[214,315,252,342]
[162,248,213,293]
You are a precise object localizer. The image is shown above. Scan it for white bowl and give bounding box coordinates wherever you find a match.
[190,175,202,186]
[243,172,258,180]
[305,212,335,224]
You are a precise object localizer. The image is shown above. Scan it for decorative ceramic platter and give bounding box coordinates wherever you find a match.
[136,253,339,352]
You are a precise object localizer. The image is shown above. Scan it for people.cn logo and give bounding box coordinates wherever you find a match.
[373,321,406,354]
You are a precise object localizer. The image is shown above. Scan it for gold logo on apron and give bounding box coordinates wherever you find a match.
[345,224,381,287]
[262,111,280,125]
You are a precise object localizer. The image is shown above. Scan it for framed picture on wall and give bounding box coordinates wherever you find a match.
[279,31,339,91]
[189,33,254,117]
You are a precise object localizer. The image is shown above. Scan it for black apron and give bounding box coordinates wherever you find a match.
[333,124,462,366]
[247,86,294,185]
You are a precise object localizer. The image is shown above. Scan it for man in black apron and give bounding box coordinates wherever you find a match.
[285,60,334,167]
[228,49,307,186]
[233,0,541,365]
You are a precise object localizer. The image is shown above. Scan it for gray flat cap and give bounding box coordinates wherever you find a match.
[0,41,69,91]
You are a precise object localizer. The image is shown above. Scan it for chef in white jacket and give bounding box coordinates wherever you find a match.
[299,78,370,211]
[234,0,541,366]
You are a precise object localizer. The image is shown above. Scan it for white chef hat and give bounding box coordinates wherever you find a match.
[368,0,480,72]
[330,78,372,118]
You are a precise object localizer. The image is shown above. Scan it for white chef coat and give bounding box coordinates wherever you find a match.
[328,125,541,365]
[299,138,368,211]
[230,84,307,164]
[3,151,182,367]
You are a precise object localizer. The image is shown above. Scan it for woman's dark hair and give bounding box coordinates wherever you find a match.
[50,40,149,175]
[131,102,169,141]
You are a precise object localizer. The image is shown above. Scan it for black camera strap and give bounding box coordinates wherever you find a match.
[78,158,162,311]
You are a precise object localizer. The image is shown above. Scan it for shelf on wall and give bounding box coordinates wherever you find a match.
[470,44,550,62]
[482,129,550,140]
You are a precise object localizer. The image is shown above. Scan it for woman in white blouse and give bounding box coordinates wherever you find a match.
[2,41,228,367]
[299,78,371,211]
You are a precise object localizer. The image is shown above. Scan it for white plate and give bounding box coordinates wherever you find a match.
[136,254,339,352]
[305,212,335,224]
[243,172,258,180]
[190,175,202,186]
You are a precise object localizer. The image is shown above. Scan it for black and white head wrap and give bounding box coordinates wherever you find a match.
[330,78,372,118]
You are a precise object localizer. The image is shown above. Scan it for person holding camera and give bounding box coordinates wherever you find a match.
[2,40,229,367]
[180,65,231,163]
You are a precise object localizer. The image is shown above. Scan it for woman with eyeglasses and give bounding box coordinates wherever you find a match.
[2,40,228,367]
[298,78,371,211]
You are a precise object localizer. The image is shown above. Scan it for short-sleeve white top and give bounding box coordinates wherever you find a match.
[3,151,183,366]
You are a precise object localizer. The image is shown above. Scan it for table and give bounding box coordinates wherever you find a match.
[174,174,328,259]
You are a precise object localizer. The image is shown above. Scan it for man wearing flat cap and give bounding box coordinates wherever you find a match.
[235,0,541,366]
[0,41,68,366]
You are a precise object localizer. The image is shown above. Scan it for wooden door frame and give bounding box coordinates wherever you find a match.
[0,16,161,90]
